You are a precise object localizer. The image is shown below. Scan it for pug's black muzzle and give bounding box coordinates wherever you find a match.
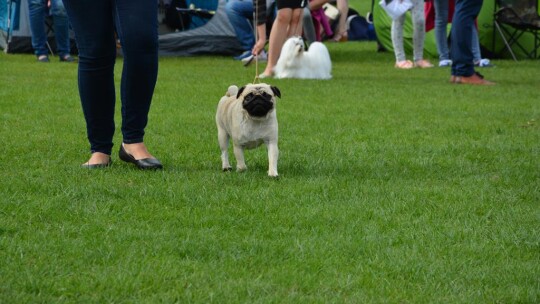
[242,93,274,117]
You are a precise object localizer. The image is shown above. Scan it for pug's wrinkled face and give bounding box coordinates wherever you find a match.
[237,84,281,118]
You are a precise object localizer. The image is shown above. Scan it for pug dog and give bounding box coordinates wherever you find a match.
[216,83,281,177]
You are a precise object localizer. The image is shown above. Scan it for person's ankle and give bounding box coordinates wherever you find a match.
[85,152,110,165]
[123,142,154,160]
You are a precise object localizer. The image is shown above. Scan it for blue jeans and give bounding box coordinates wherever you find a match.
[28,0,70,57]
[434,0,450,61]
[63,0,159,155]
[471,27,482,62]
[450,0,483,76]
[435,0,482,62]
[225,0,256,52]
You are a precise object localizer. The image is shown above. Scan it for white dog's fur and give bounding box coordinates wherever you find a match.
[274,36,332,79]
[215,83,281,177]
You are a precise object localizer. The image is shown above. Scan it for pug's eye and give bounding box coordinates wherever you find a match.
[261,92,271,99]
[245,93,255,100]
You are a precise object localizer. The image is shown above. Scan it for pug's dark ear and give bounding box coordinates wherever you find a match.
[236,86,246,99]
[271,86,281,98]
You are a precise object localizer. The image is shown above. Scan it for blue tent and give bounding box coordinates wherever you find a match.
[0,0,35,53]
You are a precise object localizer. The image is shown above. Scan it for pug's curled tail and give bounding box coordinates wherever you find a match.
[227,85,238,97]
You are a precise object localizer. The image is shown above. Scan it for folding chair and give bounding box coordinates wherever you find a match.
[44,13,55,55]
[493,0,540,60]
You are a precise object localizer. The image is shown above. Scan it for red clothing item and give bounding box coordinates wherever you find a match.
[311,7,333,41]
[424,0,455,32]
[424,0,477,32]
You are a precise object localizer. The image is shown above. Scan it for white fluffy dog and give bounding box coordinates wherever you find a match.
[274,36,332,80]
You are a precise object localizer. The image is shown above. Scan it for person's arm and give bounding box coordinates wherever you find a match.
[252,0,268,55]
[252,23,267,55]
[253,0,267,27]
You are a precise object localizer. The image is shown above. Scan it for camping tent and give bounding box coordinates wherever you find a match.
[0,0,76,54]
[1,0,243,56]
[372,1,540,60]
[158,0,243,56]
[1,0,35,53]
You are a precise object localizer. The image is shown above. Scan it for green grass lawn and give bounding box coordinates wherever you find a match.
[0,41,539,303]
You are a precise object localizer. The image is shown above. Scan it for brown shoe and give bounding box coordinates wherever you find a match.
[451,72,495,85]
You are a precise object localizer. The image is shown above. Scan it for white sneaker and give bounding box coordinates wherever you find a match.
[438,59,452,67]
[476,58,494,67]
[242,50,267,66]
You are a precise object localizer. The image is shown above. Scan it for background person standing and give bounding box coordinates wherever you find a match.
[449,0,494,85]
[28,0,74,62]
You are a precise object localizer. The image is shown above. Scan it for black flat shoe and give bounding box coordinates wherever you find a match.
[119,144,163,170]
[81,160,112,169]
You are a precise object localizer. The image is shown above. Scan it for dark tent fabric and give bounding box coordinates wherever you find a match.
[158,0,243,56]
[2,0,243,56]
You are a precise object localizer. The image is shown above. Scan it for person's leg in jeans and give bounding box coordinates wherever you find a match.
[471,27,491,66]
[28,0,49,59]
[115,0,159,147]
[434,0,451,65]
[450,0,482,77]
[49,0,71,59]
[225,0,255,58]
[63,0,117,157]
[471,27,481,62]
[450,0,493,84]
[64,0,160,164]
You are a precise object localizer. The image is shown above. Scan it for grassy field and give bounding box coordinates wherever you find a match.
[0,40,539,303]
